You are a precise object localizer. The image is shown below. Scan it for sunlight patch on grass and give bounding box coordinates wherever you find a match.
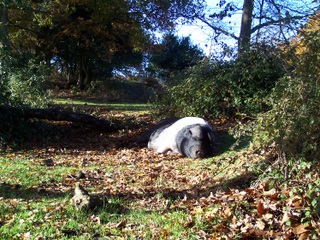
[52,98,152,114]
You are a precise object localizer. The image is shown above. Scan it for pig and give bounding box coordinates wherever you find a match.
[137,117,215,159]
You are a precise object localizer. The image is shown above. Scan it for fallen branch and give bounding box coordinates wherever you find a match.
[1,106,113,131]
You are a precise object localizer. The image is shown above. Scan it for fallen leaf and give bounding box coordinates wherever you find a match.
[263,188,278,198]
[224,206,232,217]
[262,213,273,223]
[298,232,311,240]
[292,224,313,235]
[116,219,126,229]
[191,206,203,215]
[256,219,265,230]
[21,232,31,239]
[257,201,265,218]
[288,195,303,208]
[184,215,195,228]
[160,228,169,236]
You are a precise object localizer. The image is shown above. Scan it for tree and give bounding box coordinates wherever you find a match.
[188,0,319,55]
[238,0,254,54]
[0,3,10,51]
[2,0,206,90]
[33,0,147,89]
[148,33,204,81]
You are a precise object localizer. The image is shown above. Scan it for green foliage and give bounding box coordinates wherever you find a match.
[0,51,49,147]
[5,0,205,90]
[5,63,48,108]
[252,17,320,161]
[153,43,284,118]
[149,33,204,76]
[256,156,320,229]
[0,52,49,108]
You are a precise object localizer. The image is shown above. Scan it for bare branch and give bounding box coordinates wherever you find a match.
[251,15,305,34]
[195,15,240,40]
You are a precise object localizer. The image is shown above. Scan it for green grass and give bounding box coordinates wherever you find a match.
[0,156,75,190]
[52,98,152,114]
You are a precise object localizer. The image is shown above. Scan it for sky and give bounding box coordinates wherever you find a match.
[176,23,218,56]
[175,1,243,56]
[175,0,318,56]
[175,23,238,57]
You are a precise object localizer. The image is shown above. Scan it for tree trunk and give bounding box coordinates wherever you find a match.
[0,6,10,51]
[77,51,91,90]
[238,0,254,55]
[1,106,113,131]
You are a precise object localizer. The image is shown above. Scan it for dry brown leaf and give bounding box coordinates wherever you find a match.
[116,219,127,229]
[160,228,169,236]
[293,224,313,235]
[263,188,278,199]
[288,195,303,208]
[298,232,311,240]
[257,201,265,218]
[184,215,195,228]
[224,206,232,217]
[191,206,203,215]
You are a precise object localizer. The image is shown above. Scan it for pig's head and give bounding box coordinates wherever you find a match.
[176,124,215,159]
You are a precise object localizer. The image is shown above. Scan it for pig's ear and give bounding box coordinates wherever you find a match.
[189,125,202,138]
[208,132,215,143]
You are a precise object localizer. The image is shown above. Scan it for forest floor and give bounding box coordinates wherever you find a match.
[0,96,319,239]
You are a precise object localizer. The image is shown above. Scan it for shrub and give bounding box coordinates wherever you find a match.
[152,59,229,118]
[1,54,49,108]
[0,51,50,147]
[252,15,320,161]
[153,43,285,119]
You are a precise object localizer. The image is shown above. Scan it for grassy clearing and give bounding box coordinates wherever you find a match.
[1,101,319,239]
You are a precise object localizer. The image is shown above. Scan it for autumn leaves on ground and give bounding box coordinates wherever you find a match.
[0,98,319,239]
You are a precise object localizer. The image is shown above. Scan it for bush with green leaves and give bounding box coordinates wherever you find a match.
[0,51,50,147]
[152,59,229,118]
[0,52,49,108]
[252,16,320,161]
[153,43,285,119]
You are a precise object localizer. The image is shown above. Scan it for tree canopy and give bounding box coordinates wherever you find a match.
[0,0,206,90]
[148,33,204,81]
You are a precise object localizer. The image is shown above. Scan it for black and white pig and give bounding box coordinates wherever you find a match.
[136,117,215,159]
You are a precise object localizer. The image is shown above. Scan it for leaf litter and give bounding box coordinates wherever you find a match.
[0,107,319,239]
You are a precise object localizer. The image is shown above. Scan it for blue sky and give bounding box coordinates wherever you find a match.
[175,0,319,56]
[176,0,242,56]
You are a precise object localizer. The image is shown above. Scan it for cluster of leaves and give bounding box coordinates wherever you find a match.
[252,13,320,161]
[153,43,285,118]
